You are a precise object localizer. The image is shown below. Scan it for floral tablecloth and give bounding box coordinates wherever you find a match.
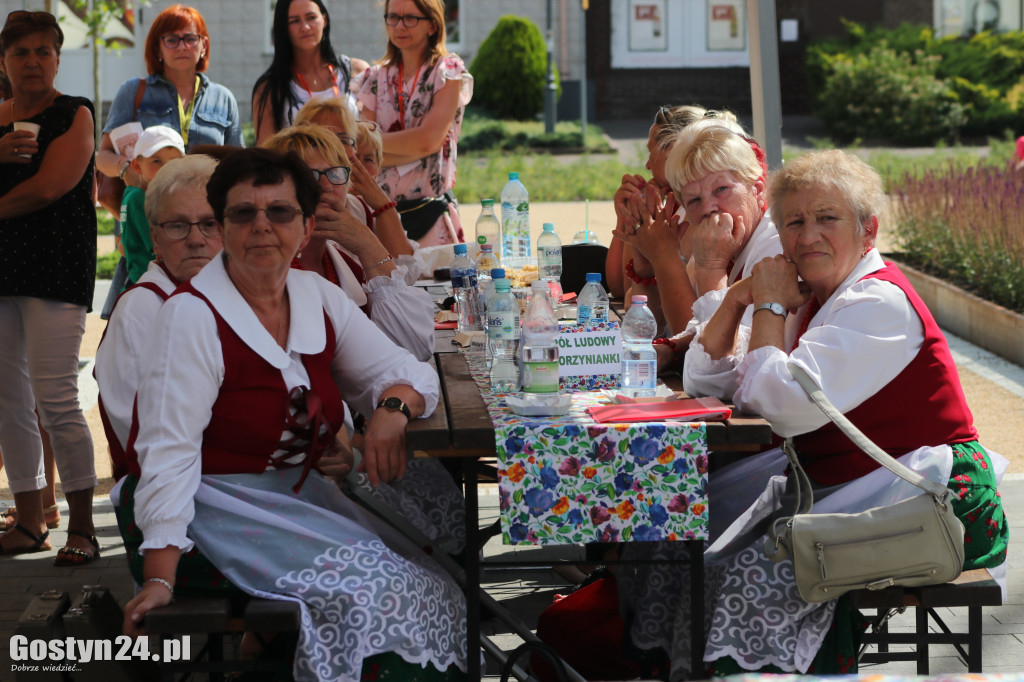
[464,352,710,546]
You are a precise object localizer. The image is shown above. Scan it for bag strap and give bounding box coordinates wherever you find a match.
[133,78,146,120]
[786,362,952,501]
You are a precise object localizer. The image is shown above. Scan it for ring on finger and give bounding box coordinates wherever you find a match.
[632,219,642,234]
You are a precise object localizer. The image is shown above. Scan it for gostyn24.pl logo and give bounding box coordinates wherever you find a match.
[10,634,191,670]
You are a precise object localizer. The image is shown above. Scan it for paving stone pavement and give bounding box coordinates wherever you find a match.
[3,477,1019,679]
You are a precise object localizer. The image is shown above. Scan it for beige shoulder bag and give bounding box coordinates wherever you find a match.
[766,363,965,603]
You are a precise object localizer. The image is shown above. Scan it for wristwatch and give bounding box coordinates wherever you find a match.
[753,302,786,318]
[376,396,411,421]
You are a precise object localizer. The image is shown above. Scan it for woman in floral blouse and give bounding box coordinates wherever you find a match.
[356,0,473,247]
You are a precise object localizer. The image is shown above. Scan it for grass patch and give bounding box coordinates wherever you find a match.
[453,150,645,204]
[460,112,612,153]
[97,210,115,236]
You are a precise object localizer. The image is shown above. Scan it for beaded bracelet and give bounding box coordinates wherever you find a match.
[366,254,394,270]
[145,577,175,600]
[369,200,398,219]
[653,337,684,361]
[625,258,657,286]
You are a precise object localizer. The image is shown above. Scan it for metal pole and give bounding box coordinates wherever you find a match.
[747,0,782,168]
[580,2,587,139]
[544,0,557,133]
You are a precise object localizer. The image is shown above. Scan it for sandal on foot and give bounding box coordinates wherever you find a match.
[0,523,51,556]
[53,530,100,566]
[3,504,61,530]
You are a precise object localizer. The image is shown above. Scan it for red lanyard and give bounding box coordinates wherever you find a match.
[294,64,339,98]
[396,62,422,130]
[793,296,821,346]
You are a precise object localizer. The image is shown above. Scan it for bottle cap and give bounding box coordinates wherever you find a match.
[586,272,602,282]
[495,278,511,292]
[481,199,494,207]
[508,172,519,180]
[491,268,505,279]
[453,243,467,255]
[531,280,548,291]
[631,294,648,304]
[481,243,492,251]
[543,223,554,232]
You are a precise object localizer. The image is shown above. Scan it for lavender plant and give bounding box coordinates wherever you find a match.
[894,160,1024,313]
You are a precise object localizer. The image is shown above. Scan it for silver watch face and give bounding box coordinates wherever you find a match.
[758,302,785,317]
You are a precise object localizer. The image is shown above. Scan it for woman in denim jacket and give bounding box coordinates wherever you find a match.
[95,4,242,191]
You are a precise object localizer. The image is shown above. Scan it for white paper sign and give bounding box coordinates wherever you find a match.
[555,328,622,378]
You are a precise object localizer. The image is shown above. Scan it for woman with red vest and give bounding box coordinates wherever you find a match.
[95,154,222,485]
[679,149,1009,676]
[119,148,468,681]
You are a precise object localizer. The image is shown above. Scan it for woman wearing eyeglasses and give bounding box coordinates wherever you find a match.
[356,0,473,247]
[94,155,222,483]
[95,4,242,195]
[0,10,99,561]
[120,147,468,682]
[252,0,369,145]
[263,123,434,361]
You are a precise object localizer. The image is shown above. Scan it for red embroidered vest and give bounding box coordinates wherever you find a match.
[97,281,173,481]
[792,263,977,485]
[125,284,346,479]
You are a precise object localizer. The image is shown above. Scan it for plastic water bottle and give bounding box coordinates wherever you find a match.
[521,280,560,406]
[536,222,563,304]
[487,273,520,392]
[475,199,500,247]
[475,244,500,307]
[500,172,530,267]
[451,243,483,332]
[620,295,658,398]
[577,273,610,325]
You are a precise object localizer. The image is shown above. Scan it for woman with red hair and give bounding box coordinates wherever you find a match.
[95,5,241,195]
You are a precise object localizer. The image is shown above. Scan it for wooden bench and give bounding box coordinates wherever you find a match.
[850,568,1002,673]
[145,595,301,682]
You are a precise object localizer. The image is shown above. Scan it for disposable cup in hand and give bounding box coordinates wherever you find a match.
[13,122,40,158]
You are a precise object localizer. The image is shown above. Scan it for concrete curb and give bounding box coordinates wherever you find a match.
[891,258,1024,367]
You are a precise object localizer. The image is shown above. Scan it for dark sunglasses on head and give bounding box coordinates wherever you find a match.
[311,166,351,185]
[223,204,302,224]
[359,120,379,132]
[157,218,222,241]
[160,33,202,49]
[5,10,64,45]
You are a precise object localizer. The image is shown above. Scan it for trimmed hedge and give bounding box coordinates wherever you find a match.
[807,20,1024,143]
[470,15,561,120]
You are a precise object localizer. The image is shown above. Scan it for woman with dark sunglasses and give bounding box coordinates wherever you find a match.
[120,147,467,682]
[252,0,369,145]
[96,5,241,189]
[263,123,434,361]
[356,0,473,246]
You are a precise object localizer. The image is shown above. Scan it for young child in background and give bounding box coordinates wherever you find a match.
[120,126,186,284]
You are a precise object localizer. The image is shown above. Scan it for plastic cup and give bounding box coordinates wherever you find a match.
[13,121,40,158]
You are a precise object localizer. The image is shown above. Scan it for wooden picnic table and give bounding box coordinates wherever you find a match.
[414,329,773,681]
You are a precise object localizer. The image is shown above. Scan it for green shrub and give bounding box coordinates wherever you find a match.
[815,46,965,145]
[470,15,561,120]
[459,112,611,152]
[96,251,120,279]
[807,21,1024,142]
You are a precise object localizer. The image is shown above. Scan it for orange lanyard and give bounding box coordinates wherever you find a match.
[295,64,339,98]
[396,62,422,130]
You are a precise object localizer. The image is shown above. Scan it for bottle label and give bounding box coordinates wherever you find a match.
[577,304,592,323]
[487,311,519,339]
[452,273,477,288]
[523,361,559,393]
[591,304,609,322]
[539,246,562,260]
[477,235,487,244]
[622,360,657,389]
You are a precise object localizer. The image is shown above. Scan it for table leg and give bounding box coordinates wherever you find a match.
[689,539,705,676]
[464,459,482,681]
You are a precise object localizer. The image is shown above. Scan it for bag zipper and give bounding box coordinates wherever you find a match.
[814,526,924,580]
